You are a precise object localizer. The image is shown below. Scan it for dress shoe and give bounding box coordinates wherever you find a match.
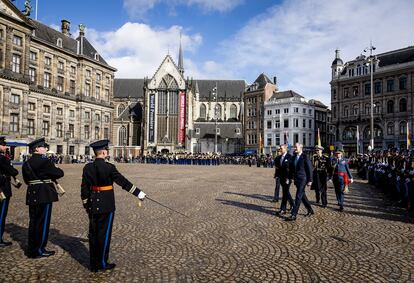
[305,211,314,217]
[322,205,327,208]
[276,210,286,216]
[339,205,344,211]
[0,241,12,247]
[100,263,116,271]
[41,250,56,257]
[285,215,296,221]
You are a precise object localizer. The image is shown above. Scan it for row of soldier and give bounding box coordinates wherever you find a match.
[0,136,146,272]
[354,149,414,212]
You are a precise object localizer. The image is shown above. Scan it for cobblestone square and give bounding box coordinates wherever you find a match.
[1,164,414,282]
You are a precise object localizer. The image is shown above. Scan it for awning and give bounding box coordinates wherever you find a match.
[6,142,28,147]
[244,149,257,155]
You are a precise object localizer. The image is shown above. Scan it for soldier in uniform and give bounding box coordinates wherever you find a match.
[311,145,332,208]
[22,138,64,258]
[332,149,353,211]
[0,136,19,247]
[81,139,146,272]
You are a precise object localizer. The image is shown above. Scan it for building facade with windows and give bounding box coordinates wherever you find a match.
[0,0,115,158]
[263,90,315,154]
[330,47,414,154]
[308,99,330,148]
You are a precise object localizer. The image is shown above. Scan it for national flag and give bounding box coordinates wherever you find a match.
[317,128,321,147]
[407,122,411,149]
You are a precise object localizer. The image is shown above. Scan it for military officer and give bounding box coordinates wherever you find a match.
[311,145,332,208]
[332,149,353,211]
[22,138,64,258]
[81,139,146,272]
[0,136,19,247]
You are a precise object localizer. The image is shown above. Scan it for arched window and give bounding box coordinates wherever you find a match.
[387,122,394,135]
[343,106,349,117]
[352,104,359,116]
[363,125,383,139]
[374,101,381,114]
[230,104,237,119]
[216,104,222,120]
[399,98,407,112]
[342,126,356,141]
[199,104,206,119]
[119,126,127,145]
[387,100,394,114]
[118,104,125,116]
[365,103,370,115]
[56,38,62,47]
[399,121,407,135]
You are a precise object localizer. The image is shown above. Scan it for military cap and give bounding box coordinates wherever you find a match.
[335,149,345,154]
[314,145,324,150]
[0,136,6,146]
[28,137,47,150]
[90,139,110,151]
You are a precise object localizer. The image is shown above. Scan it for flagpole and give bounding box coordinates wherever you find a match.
[356,125,360,155]
[35,0,38,20]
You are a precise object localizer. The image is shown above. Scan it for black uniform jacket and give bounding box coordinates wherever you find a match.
[275,153,292,180]
[81,158,141,214]
[289,153,313,185]
[22,154,64,205]
[0,153,19,198]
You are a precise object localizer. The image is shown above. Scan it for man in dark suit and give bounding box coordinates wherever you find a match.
[275,144,294,215]
[272,146,282,202]
[286,143,314,221]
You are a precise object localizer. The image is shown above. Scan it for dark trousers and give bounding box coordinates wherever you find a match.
[333,177,345,206]
[314,172,328,206]
[0,198,10,241]
[280,179,294,211]
[273,177,281,201]
[291,181,313,217]
[89,212,114,269]
[28,203,53,256]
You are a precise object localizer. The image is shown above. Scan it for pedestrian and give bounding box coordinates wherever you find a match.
[286,143,314,221]
[275,144,294,216]
[311,146,332,208]
[81,139,146,272]
[0,136,19,247]
[272,146,282,202]
[332,149,353,211]
[22,138,64,258]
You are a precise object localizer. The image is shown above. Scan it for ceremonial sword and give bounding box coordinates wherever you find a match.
[140,196,190,219]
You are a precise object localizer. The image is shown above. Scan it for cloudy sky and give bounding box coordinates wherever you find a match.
[14,0,414,105]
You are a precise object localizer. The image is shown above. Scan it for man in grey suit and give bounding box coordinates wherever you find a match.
[275,144,294,215]
[286,143,314,221]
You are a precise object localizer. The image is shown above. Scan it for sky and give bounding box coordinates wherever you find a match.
[12,0,414,106]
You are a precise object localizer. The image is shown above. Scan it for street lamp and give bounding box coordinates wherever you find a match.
[364,42,377,151]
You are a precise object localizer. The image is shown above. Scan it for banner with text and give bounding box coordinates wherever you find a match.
[149,93,155,143]
[178,91,186,145]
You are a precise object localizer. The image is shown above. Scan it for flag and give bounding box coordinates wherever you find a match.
[317,128,321,147]
[356,125,360,155]
[407,122,411,149]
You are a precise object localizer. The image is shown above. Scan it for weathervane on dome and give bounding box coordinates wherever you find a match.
[22,0,32,16]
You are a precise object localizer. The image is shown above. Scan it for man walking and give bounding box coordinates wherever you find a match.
[0,136,19,247]
[286,143,314,221]
[311,146,332,208]
[275,144,294,215]
[81,139,146,272]
[272,146,282,202]
[332,149,353,211]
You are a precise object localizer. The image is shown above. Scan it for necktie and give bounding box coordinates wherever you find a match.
[295,155,299,167]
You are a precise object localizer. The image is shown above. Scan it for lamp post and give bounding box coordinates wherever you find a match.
[364,42,376,151]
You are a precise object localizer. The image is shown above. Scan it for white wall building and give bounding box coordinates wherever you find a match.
[264,90,315,154]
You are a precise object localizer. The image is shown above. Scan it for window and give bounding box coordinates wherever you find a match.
[343,106,349,117]
[353,86,359,97]
[195,128,200,134]
[365,103,370,115]
[29,68,36,82]
[57,145,63,154]
[399,122,407,135]
[42,121,50,136]
[352,104,359,115]
[230,104,237,119]
[56,122,63,138]
[106,76,110,84]
[309,120,312,128]
[104,128,109,139]
[275,133,280,145]
[302,108,306,114]
[45,56,51,66]
[84,125,90,139]
[58,61,64,71]
[57,107,63,116]
[70,66,76,75]
[69,110,75,118]
[9,114,19,132]
[56,38,63,47]
[267,120,272,129]
[294,133,299,144]
[275,109,280,114]
[399,98,407,112]
[12,54,21,73]
[10,94,20,104]
[13,35,22,46]
[293,118,299,127]
[69,146,75,155]
[28,102,35,111]
[69,124,74,138]
[275,120,280,128]
[303,133,307,146]
[309,133,312,144]
[86,69,91,78]
[387,100,394,114]
[364,84,370,95]
[235,128,241,134]
[216,104,222,120]
[387,122,394,135]
[374,102,381,114]
[374,81,381,94]
[95,113,100,121]
[57,76,64,92]
[344,88,349,98]
[118,104,126,116]
[43,72,51,88]
[342,127,356,140]
[399,77,407,90]
[104,89,109,101]
[85,112,90,119]
[95,126,100,139]
[284,119,289,128]
[43,105,50,113]
[70,80,76,95]
[104,115,110,123]
[28,119,35,135]
[267,109,272,116]
[309,109,312,115]
[284,108,289,114]
[96,73,101,81]
[96,86,100,99]
[85,83,90,96]
[267,134,272,147]
[294,107,299,113]
[302,119,306,128]
[387,79,394,92]
[30,51,37,61]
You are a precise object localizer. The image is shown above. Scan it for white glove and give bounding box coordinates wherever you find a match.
[350,179,354,184]
[138,191,146,200]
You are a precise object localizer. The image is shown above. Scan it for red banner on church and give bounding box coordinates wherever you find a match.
[178,91,186,145]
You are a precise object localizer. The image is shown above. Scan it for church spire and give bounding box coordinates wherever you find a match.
[178,32,184,75]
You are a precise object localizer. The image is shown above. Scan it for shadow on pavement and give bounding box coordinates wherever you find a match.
[6,223,90,269]
[223,191,274,202]
[216,198,276,216]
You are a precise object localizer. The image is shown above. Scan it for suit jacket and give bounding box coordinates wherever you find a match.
[275,153,291,180]
[289,153,313,185]
[0,153,19,198]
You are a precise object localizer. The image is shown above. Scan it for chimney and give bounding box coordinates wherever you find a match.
[335,49,341,59]
[273,76,277,85]
[61,19,70,36]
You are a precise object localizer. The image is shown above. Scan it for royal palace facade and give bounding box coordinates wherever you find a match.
[0,0,115,158]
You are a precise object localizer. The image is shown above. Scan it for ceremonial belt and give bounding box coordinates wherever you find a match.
[28,179,53,185]
[317,168,326,171]
[336,172,350,185]
[91,185,113,192]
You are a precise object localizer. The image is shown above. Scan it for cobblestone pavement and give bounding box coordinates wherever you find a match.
[1,164,414,282]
